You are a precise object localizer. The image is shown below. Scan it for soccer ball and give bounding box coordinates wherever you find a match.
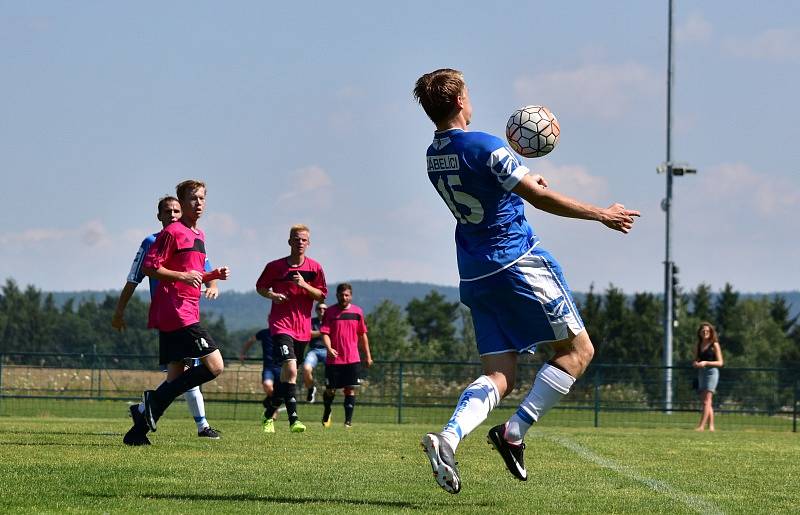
[505,105,560,158]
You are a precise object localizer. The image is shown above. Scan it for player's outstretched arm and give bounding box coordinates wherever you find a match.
[239,335,256,363]
[111,282,138,331]
[512,174,640,233]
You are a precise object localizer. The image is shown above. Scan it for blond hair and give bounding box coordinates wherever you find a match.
[289,224,310,238]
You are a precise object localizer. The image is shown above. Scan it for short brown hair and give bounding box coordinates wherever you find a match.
[157,195,179,212]
[336,283,352,295]
[413,68,465,124]
[176,180,206,202]
[289,224,310,238]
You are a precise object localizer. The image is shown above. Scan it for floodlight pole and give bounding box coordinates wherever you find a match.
[663,0,675,413]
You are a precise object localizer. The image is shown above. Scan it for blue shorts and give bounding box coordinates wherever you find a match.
[459,247,584,356]
[262,364,282,384]
[304,347,327,369]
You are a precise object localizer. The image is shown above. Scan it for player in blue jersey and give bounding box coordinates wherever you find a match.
[414,69,640,494]
[112,195,221,439]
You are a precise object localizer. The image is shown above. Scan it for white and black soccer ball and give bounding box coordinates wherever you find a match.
[505,105,560,158]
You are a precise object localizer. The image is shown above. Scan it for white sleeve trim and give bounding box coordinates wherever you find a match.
[501,165,529,192]
[486,147,529,192]
[126,245,147,284]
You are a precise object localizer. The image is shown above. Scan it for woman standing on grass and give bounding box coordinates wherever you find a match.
[693,322,724,431]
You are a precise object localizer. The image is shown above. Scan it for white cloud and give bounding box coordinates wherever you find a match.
[532,162,610,203]
[204,212,240,237]
[676,12,713,43]
[278,165,333,203]
[700,163,800,217]
[341,235,372,259]
[0,220,110,247]
[0,227,68,245]
[723,28,800,61]
[513,62,659,120]
[81,220,110,247]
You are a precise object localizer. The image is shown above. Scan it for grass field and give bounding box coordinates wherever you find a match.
[1,415,798,514]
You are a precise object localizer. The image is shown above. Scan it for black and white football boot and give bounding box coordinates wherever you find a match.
[142,390,157,432]
[487,424,527,481]
[421,432,461,494]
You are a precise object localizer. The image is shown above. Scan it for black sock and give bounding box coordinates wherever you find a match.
[344,394,355,424]
[322,389,335,422]
[262,395,278,419]
[284,383,298,425]
[152,364,216,421]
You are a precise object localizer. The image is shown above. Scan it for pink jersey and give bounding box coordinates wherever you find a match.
[256,256,327,341]
[321,303,368,365]
[143,222,206,332]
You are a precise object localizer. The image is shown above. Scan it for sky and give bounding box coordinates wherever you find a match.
[1,1,798,295]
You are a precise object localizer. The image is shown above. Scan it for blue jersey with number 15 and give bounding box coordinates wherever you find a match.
[426,128,538,281]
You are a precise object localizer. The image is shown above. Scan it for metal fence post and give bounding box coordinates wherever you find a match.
[593,367,601,428]
[793,378,798,434]
[397,362,404,424]
[97,361,102,399]
[233,366,241,420]
[90,346,97,399]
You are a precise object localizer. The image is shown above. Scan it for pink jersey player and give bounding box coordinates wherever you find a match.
[320,303,368,365]
[255,224,327,433]
[144,222,207,332]
[256,256,327,341]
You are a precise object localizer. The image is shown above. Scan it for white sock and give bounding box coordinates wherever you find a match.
[505,363,575,443]
[441,375,500,451]
[184,386,208,430]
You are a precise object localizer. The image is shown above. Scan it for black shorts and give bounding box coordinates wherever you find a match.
[325,363,361,389]
[159,323,218,365]
[273,334,309,364]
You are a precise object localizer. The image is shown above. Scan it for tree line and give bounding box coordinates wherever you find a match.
[1,278,799,371]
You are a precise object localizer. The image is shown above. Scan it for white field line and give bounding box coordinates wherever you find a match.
[538,432,725,515]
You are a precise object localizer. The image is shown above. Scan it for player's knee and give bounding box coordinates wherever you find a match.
[572,332,595,372]
[343,387,355,396]
[582,340,595,364]
[263,382,274,396]
[207,361,224,377]
[487,372,515,398]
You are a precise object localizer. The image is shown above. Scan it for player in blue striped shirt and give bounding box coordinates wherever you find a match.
[415,69,640,493]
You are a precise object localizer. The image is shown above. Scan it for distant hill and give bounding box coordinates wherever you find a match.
[46,283,800,332]
[48,280,460,331]
[201,280,461,331]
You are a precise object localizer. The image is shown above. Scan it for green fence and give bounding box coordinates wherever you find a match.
[0,352,797,432]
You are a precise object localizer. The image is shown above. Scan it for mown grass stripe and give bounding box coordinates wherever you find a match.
[539,431,725,515]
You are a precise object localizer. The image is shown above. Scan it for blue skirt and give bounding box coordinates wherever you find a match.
[698,367,719,393]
